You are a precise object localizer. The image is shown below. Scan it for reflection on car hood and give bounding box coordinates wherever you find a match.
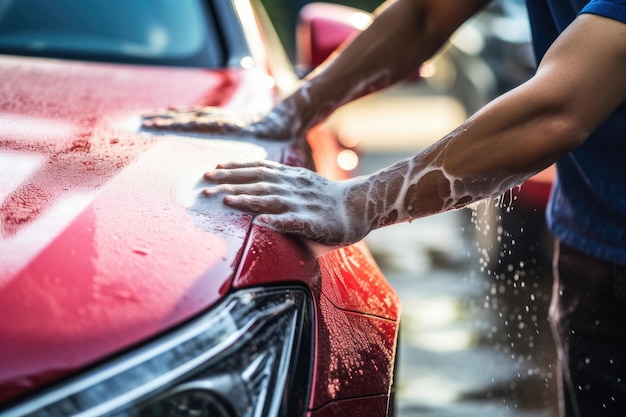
[0,55,280,401]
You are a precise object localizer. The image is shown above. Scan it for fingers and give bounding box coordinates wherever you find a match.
[141,107,298,142]
[141,107,208,129]
[141,106,252,135]
[213,160,281,170]
[142,106,209,118]
[203,161,329,206]
[218,194,291,214]
[142,117,241,135]
[204,161,284,183]
[142,106,231,122]
[203,181,283,198]
[200,160,351,245]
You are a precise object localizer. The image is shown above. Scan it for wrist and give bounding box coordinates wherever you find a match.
[347,171,413,231]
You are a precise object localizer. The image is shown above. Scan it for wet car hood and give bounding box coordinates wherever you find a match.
[0,55,283,400]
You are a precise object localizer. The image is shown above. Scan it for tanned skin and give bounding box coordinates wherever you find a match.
[145,0,626,246]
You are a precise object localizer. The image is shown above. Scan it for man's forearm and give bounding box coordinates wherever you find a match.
[203,11,626,247]
[277,0,489,137]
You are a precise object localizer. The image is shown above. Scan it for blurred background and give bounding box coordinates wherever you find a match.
[262,1,558,416]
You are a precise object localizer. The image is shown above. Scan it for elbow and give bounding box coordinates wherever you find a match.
[523,71,598,153]
[544,113,590,153]
[524,84,592,156]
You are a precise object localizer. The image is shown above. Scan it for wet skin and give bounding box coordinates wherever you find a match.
[143,0,626,247]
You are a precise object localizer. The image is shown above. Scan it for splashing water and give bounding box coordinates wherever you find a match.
[465,189,558,414]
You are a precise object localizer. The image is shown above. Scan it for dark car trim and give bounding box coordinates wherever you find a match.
[211,0,254,68]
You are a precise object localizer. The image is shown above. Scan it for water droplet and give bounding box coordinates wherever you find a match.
[132,246,150,256]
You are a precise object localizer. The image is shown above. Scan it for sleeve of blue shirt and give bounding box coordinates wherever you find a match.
[580,0,626,24]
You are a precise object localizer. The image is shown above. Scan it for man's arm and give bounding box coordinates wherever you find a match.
[144,0,489,140]
[389,12,626,215]
[274,0,491,137]
[204,11,626,247]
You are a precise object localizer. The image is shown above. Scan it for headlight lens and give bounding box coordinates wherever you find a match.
[4,287,312,417]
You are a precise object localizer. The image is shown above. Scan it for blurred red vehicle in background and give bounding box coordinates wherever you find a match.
[0,1,400,416]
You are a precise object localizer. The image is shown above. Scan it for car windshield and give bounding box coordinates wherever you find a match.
[0,0,223,67]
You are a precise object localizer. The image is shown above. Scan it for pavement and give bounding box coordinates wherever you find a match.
[330,82,560,417]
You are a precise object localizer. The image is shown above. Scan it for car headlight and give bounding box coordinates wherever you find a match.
[2,287,312,417]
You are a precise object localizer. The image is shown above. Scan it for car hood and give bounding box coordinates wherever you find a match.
[0,55,284,400]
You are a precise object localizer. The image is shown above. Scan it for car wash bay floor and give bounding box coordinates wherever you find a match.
[360,151,559,417]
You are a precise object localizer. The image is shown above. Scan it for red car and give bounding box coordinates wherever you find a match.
[0,1,400,416]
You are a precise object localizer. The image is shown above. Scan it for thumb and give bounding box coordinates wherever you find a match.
[256,213,346,247]
[255,213,304,235]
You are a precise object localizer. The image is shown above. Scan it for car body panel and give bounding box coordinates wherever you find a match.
[233,226,399,320]
[307,395,389,417]
[0,55,285,401]
[236,226,399,408]
[311,295,397,408]
[0,2,401,414]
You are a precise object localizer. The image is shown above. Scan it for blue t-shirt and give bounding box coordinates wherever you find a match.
[525,0,626,265]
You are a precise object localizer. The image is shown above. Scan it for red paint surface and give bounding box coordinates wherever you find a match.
[309,295,397,409]
[0,54,401,414]
[318,244,400,320]
[0,55,277,401]
[307,395,389,417]
[233,225,320,290]
[298,3,368,69]
[517,165,555,209]
[235,226,400,410]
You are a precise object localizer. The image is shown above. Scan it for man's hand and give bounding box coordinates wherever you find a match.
[141,105,302,142]
[203,161,372,246]
[142,106,256,135]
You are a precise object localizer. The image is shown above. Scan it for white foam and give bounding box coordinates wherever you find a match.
[0,113,75,142]
[0,190,98,286]
[0,151,44,205]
